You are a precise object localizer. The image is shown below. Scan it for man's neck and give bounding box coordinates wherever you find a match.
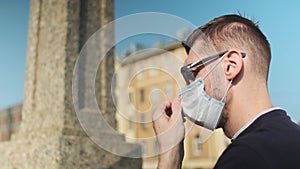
[224,84,273,139]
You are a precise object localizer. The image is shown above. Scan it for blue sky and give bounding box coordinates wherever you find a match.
[116,0,300,122]
[0,1,29,109]
[1,0,299,122]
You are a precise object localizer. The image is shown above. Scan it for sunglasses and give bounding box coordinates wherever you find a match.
[180,51,246,85]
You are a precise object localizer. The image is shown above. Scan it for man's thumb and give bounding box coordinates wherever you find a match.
[171,98,181,117]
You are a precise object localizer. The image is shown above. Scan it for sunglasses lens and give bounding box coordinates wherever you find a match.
[182,69,196,85]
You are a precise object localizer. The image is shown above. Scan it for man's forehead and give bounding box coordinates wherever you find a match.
[183,41,218,67]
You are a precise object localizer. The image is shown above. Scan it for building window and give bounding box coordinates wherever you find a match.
[140,113,146,130]
[165,82,173,98]
[137,65,144,79]
[193,134,202,155]
[149,60,157,76]
[128,67,132,79]
[128,91,133,103]
[140,88,145,102]
[163,56,172,72]
[141,140,147,156]
[150,85,159,103]
[153,140,159,155]
[128,114,133,129]
[128,120,133,129]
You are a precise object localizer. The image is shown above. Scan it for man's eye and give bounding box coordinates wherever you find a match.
[191,65,204,78]
[192,70,199,77]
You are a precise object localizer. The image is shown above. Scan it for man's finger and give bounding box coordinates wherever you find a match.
[153,101,171,121]
[170,98,182,121]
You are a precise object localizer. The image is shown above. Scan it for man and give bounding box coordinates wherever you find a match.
[152,14,300,169]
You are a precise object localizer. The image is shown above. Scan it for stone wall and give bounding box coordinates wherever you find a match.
[0,0,142,168]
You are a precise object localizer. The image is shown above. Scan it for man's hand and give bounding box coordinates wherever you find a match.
[152,98,185,169]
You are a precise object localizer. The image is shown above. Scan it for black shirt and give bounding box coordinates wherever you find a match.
[214,109,300,169]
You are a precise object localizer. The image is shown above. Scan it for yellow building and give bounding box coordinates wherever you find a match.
[115,42,229,169]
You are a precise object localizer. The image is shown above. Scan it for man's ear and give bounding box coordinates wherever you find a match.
[223,50,243,80]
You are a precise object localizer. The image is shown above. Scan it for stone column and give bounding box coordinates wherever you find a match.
[0,0,142,168]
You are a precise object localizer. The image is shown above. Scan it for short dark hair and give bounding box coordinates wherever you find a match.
[183,14,271,81]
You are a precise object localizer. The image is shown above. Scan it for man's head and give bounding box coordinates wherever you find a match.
[184,14,271,81]
[182,14,272,134]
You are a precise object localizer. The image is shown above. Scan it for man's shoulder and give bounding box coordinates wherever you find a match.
[236,109,300,160]
[214,140,269,169]
[214,109,300,169]
[237,109,300,147]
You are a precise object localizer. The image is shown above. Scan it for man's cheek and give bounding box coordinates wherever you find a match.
[204,81,213,97]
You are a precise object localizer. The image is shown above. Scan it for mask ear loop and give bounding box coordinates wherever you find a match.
[221,80,232,102]
[200,52,231,102]
[203,54,226,80]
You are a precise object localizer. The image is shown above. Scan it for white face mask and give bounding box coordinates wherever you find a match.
[179,58,232,130]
